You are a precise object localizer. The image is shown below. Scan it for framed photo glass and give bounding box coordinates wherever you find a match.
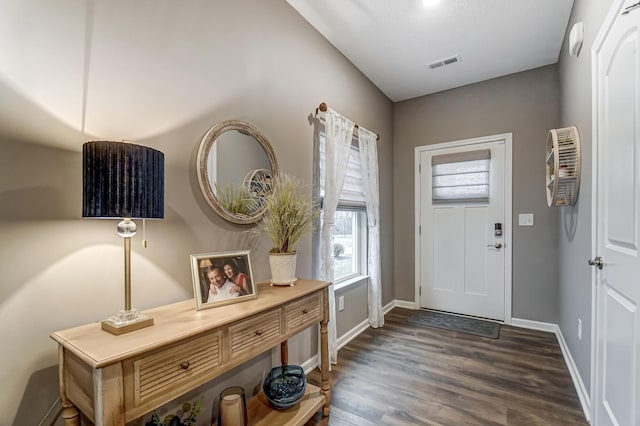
[190,250,257,310]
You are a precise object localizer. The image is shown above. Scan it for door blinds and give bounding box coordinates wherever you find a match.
[431,149,491,203]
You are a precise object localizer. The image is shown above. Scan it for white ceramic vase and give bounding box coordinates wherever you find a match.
[268,252,297,286]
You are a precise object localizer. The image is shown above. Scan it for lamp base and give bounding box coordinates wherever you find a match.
[101,309,154,335]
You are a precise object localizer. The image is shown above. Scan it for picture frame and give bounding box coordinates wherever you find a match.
[190,250,257,310]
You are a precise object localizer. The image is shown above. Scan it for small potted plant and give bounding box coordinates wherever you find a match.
[263,173,319,286]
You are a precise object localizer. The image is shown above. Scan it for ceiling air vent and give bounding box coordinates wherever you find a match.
[429,54,461,70]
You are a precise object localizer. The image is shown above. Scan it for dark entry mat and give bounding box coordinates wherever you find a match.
[407,310,500,339]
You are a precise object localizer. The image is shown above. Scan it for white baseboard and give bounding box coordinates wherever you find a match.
[510,317,557,333]
[511,318,591,423]
[337,318,370,350]
[301,355,318,375]
[302,300,400,373]
[555,326,591,423]
[393,299,419,310]
[336,299,417,350]
[383,299,396,314]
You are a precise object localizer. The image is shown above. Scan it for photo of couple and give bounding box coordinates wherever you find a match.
[190,250,257,310]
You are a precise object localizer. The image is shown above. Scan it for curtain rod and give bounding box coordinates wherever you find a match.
[315,102,380,141]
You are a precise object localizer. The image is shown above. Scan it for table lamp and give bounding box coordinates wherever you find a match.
[83,141,164,335]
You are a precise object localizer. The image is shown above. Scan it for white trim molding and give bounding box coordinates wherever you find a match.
[383,299,396,314]
[555,326,591,423]
[511,318,591,423]
[414,134,513,323]
[392,299,419,310]
[510,317,557,333]
[301,355,318,375]
[303,299,401,374]
[336,299,405,351]
[337,318,370,351]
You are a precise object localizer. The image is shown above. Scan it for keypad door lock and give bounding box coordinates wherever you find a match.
[494,223,503,237]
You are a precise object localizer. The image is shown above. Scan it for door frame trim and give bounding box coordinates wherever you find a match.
[414,133,513,323]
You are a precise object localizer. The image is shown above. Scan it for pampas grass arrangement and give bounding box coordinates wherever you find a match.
[263,173,319,253]
[216,182,259,217]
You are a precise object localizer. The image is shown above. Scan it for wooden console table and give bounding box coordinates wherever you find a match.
[51,279,331,425]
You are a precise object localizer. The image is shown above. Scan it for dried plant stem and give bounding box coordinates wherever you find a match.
[217,182,259,216]
[263,174,319,253]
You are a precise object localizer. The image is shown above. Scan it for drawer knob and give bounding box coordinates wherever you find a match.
[302,309,309,314]
[255,329,264,336]
[180,361,190,370]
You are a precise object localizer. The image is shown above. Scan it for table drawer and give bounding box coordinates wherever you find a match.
[229,309,282,359]
[285,293,322,333]
[133,330,222,405]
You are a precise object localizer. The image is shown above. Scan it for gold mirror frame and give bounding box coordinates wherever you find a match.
[197,120,279,225]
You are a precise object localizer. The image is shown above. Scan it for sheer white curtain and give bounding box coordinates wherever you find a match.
[358,127,383,328]
[319,108,354,365]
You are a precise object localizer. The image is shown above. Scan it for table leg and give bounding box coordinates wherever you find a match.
[61,401,80,426]
[320,288,331,416]
[58,346,80,426]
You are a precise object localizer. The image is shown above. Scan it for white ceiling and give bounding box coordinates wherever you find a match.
[287,0,575,102]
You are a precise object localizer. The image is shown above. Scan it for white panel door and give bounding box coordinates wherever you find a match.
[418,138,507,320]
[593,1,640,424]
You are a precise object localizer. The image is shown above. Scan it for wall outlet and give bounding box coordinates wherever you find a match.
[578,318,582,340]
[338,295,345,312]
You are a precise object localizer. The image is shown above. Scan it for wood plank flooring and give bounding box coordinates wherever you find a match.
[306,308,587,426]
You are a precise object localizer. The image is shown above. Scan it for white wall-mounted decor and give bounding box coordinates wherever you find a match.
[546,126,581,207]
[569,22,584,56]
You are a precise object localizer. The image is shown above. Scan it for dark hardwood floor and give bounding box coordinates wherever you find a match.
[306,308,587,426]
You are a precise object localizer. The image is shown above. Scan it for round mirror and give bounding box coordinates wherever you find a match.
[197,120,279,224]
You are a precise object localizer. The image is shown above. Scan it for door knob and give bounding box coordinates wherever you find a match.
[588,256,604,270]
[487,243,503,249]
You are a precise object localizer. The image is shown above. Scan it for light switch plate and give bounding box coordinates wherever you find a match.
[519,213,534,226]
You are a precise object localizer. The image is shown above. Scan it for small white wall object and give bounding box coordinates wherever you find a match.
[569,22,584,57]
[518,214,534,226]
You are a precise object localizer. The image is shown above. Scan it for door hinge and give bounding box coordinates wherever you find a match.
[419,225,421,235]
[419,164,421,173]
[419,286,421,296]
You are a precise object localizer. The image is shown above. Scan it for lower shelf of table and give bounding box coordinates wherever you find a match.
[247,383,326,426]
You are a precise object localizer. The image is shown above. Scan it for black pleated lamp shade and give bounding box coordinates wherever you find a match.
[83,141,165,219]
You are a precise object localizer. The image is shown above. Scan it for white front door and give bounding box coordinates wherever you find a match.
[416,135,511,321]
[593,1,640,424]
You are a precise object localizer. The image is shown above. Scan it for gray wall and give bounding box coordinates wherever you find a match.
[557,0,612,395]
[393,65,561,322]
[335,280,369,338]
[0,1,393,423]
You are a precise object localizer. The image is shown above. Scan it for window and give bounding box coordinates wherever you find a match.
[431,149,491,203]
[317,133,367,284]
[332,210,366,282]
